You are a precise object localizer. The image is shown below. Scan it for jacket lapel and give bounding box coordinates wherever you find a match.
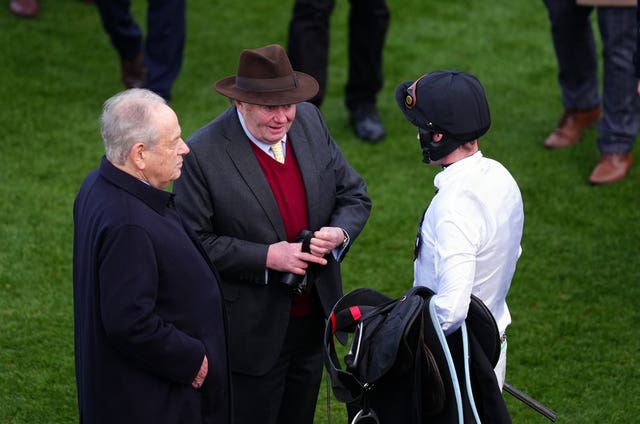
[288,116,322,230]
[222,108,287,239]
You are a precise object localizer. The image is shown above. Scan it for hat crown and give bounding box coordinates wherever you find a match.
[236,44,294,79]
[214,44,319,106]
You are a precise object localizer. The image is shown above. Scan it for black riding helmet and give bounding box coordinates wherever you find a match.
[395,70,491,163]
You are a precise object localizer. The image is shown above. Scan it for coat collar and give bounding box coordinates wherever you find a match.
[99,156,174,215]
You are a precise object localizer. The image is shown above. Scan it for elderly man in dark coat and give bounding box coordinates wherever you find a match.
[72,88,231,424]
[173,44,371,424]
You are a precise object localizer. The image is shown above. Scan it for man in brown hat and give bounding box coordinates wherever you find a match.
[173,44,371,424]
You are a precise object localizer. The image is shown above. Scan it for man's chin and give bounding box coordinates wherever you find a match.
[268,129,287,140]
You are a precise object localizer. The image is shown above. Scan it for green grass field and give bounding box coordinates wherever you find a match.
[1,0,639,422]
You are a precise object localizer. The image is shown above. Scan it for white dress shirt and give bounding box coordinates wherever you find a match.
[413,151,524,336]
[237,108,287,160]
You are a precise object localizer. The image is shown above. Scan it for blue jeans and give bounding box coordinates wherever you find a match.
[543,0,640,153]
[95,0,186,102]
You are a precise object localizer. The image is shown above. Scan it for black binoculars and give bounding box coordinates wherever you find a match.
[281,229,314,295]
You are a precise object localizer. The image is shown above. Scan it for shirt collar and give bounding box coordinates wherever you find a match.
[434,150,483,191]
[236,107,287,153]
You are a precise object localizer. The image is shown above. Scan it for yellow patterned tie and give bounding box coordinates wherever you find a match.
[271,142,285,163]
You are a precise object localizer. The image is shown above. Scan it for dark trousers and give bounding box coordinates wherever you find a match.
[94,0,186,101]
[287,0,390,109]
[543,0,640,153]
[231,315,325,424]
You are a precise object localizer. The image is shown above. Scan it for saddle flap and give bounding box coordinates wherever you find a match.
[467,294,501,368]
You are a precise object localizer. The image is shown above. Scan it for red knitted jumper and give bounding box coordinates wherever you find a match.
[251,139,320,317]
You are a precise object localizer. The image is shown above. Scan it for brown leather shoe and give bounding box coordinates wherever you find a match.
[544,107,602,149]
[588,153,633,185]
[9,0,40,17]
[120,52,146,89]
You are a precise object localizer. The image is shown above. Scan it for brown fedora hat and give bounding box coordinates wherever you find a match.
[214,44,319,106]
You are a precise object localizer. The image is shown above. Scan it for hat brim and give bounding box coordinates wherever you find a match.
[214,72,319,106]
[395,80,430,130]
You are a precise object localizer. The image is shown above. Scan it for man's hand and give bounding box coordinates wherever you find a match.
[309,227,346,257]
[192,355,208,389]
[266,241,328,274]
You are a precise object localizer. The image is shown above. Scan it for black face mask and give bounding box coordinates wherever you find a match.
[418,128,463,163]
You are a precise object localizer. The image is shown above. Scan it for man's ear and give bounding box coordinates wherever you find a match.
[433,133,444,142]
[129,143,147,170]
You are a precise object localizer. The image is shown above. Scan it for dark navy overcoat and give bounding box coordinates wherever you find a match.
[73,157,231,424]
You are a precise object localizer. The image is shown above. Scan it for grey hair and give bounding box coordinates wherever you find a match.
[100,88,167,165]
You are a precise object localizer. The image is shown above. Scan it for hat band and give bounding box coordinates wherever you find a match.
[236,75,298,93]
